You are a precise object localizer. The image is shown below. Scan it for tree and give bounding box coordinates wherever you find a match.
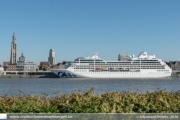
[39,66,42,70]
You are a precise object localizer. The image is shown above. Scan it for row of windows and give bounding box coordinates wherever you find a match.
[80,60,103,61]
[9,68,16,69]
[75,60,103,62]
[74,68,94,69]
[74,66,163,69]
[73,62,162,65]
[71,65,164,69]
[75,59,158,62]
[140,62,160,63]
[74,67,164,69]
[134,60,158,61]
[86,63,161,65]
[106,62,132,63]
[74,61,159,64]
[74,65,164,68]
[157,70,169,71]
[74,70,140,74]
[74,70,88,72]
[74,67,164,70]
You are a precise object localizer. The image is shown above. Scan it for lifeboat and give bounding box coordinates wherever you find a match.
[101,67,108,70]
[96,68,100,70]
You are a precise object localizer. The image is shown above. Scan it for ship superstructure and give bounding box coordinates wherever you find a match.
[50,52,172,78]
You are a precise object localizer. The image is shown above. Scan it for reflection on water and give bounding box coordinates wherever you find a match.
[0,78,179,96]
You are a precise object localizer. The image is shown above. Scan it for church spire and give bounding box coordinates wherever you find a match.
[10,32,17,64]
[13,32,16,41]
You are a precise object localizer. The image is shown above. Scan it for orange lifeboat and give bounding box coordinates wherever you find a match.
[101,67,108,70]
[96,68,100,70]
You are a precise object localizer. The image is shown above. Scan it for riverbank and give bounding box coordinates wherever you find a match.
[0,74,59,78]
[0,89,180,113]
[171,74,180,77]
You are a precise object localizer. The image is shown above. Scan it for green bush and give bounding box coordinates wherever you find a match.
[0,88,180,113]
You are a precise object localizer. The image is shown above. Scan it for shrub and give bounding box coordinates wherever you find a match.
[0,88,180,113]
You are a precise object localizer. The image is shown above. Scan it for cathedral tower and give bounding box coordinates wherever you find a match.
[10,32,17,64]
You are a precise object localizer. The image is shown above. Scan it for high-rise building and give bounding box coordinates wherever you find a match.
[48,49,56,65]
[10,32,17,64]
[118,54,129,61]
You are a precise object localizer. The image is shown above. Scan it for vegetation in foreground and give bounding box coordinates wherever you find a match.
[0,88,180,113]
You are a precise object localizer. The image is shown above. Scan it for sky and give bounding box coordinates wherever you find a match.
[0,0,180,65]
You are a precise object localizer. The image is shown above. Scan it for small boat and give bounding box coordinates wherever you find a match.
[96,68,100,70]
[101,67,108,70]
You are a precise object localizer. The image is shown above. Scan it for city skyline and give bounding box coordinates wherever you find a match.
[1,0,180,65]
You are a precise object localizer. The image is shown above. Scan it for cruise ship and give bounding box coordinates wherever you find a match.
[50,52,172,78]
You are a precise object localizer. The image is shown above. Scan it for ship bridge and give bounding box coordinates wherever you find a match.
[73,53,105,63]
[128,52,156,60]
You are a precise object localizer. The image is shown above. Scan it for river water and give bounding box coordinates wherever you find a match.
[0,78,179,96]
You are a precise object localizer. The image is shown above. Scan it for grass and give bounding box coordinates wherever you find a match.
[0,88,180,113]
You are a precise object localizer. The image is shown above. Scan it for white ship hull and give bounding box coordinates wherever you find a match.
[50,69,171,78]
[50,52,172,78]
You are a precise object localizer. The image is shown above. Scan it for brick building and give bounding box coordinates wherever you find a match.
[8,65,17,71]
[40,61,50,70]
